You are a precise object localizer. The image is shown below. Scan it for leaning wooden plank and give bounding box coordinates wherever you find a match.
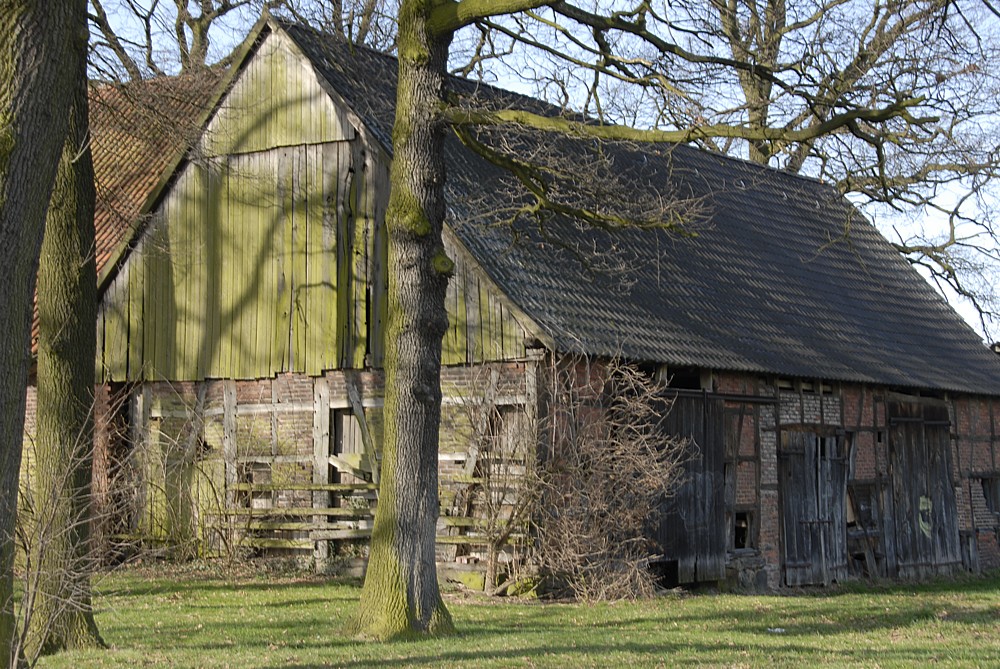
[344,372,380,485]
[246,521,339,532]
[328,453,372,479]
[435,534,527,545]
[236,454,313,464]
[310,528,372,541]
[230,482,379,493]
[243,538,312,550]
[221,507,374,518]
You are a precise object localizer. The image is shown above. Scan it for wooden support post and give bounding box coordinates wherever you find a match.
[312,377,331,567]
[132,386,151,535]
[222,380,237,507]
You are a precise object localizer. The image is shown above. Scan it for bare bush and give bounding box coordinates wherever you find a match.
[531,356,694,601]
[452,366,538,594]
[15,412,105,666]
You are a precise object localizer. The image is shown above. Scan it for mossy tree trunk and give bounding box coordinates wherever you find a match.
[25,36,105,658]
[0,1,88,663]
[352,0,456,640]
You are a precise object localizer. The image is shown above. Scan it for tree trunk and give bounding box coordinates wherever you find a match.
[24,38,105,658]
[352,0,455,640]
[0,1,88,663]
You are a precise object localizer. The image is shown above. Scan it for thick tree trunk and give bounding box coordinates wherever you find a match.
[0,1,88,663]
[352,0,455,640]
[25,42,105,658]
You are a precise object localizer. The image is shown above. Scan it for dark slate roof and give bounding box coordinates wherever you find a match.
[281,19,1000,396]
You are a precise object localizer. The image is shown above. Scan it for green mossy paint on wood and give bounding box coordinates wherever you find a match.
[204,31,352,157]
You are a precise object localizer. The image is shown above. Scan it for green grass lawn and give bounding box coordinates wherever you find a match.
[34,566,1000,669]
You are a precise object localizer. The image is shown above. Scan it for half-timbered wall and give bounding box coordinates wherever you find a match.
[103,361,538,570]
[711,372,1000,588]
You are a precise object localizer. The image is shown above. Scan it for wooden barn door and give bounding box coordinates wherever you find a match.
[778,430,848,586]
[887,401,961,578]
[648,394,727,584]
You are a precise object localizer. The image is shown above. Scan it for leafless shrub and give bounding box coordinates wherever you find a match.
[451,365,538,594]
[530,356,694,601]
[15,408,105,666]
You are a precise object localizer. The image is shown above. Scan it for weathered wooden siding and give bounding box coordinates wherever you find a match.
[96,25,531,382]
[441,234,530,366]
[203,30,353,156]
[648,394,727,584]
[886,400,962,578]
[778,429,848,586]
[97,140,381,380]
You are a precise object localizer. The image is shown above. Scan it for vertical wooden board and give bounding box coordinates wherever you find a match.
[94,302,106,380]
[228,153,246,378]
[203,159,223,378]
[272,147,292,372]
[119,263,136,380]
[237,153,256,379]
[176,166,199,378]
[257,150,276,378]
[252,151,274,377]
[368,155,389,367]
[245,152,264,377]
[143,227,164,379]
[453,262,468,364]
[442,261,461,365]
[147,205,164,378]
[926,422,962,566]
[495,292,505,360]
[177,167,200,379]
[351,169,370,368]
[229,153,247,379]
[304,144,329,374]
[465,276,481,364]
[284,146,298,373]
[127,230,146,379]
[239,151,262,378]
[302,144,317,374]
[264,149,279,375]
[335,142,353,367]
[318,142,341,371]
[183,165,204,379]
[291,145,308,372]
[217,158,234,377]
[503,307,525,360]
[100,270,118,380]
[100,273,127,380]
[478,279,492,363]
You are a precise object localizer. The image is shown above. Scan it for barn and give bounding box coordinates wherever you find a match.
[22,16,1000,590]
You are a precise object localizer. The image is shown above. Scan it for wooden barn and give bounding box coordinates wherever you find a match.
[22,16,1000,590]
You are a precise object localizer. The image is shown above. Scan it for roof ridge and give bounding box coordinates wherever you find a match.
[274,16,840,197]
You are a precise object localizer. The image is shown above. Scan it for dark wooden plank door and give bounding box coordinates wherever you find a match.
[778,431,848,586]
[648,394,727,584]
[887,402,961,578]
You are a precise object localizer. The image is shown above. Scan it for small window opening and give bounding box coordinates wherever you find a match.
[734,511,754,550]
[982,478,1000,515]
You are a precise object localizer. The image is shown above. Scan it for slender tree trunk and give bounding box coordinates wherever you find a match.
[0,1,88,663]
[25,40,105,658]
[352,0,455,640]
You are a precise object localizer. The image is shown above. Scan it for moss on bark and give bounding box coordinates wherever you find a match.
[352,0,455,640]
